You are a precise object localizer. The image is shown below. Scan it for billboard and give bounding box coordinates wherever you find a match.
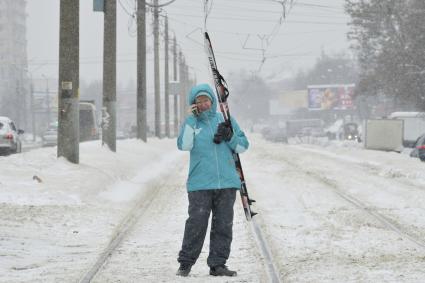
[308,84,355,110]
[270,90,308,115]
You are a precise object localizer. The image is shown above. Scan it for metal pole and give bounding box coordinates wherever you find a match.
[164,15,170,138]
[102,0,117,151]
[20,71,28,131]
[58,0,79,164]
[45,77,51,126]
[153,0,161,138]
[30,81,36,141]
[16,80,21,127]
[173,35,178,137]
[137,0,147,141]
[184,64,189,117]
[185,64,189,95]
[178,51,184,123]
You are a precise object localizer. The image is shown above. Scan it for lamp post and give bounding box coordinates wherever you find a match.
[41,74,51,127]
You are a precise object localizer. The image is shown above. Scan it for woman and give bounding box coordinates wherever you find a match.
[176,83,249,277]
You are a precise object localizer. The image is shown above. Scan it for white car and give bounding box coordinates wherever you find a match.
[0,116,24,155]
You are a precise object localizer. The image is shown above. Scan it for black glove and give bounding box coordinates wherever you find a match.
[213,122,233,144]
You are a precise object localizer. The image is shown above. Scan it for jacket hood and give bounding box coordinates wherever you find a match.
[188,84,217,114]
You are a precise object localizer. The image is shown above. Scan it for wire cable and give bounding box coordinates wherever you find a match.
[145,0,178,8]
[203,0,213,31]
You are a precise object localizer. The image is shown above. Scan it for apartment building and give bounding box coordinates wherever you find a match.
[0,0,28,128]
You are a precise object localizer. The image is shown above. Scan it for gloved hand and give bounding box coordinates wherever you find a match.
[213,122,233,144]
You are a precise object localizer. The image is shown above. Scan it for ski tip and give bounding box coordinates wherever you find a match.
[251,211,258,217]
[248,198,256,204]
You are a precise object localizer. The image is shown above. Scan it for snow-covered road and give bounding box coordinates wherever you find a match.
[244,136,425,282]
[90,159,268,283]
[1,135,424,282]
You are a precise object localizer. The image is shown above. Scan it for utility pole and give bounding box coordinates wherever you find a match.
[42,75,51,126]
[186,65,190,91]
[20,72,28,131]
[102,0,117,151]
[173,35,178,137]
[164,15,170,138]
[30,81,36,141]
[15,80,22,127]
[178,51,185,123]
[153,0,161,138]
[137,0,147,142]
[46,81,51,126]
[184,64,190,117]
[58,0,79,164]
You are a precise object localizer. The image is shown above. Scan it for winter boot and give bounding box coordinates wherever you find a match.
[176,263,192,277]
[209,265,237,277]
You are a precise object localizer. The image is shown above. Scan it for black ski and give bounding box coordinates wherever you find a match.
[204,32,257,221]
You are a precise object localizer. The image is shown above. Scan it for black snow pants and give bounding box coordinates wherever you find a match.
[177,189,237,267]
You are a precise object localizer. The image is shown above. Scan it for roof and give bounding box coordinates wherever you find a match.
[389,112,425,118]
[0,116,12,122]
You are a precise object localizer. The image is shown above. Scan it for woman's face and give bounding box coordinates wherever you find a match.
[195,95,212,112]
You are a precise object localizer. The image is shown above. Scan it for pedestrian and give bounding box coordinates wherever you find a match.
[176,83,249,277]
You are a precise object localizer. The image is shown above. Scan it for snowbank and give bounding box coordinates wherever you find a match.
[0,138,184,282]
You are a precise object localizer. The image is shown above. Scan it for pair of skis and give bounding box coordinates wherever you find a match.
[204,32,257,221]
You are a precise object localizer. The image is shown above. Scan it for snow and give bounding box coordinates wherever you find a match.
[1,135,425,282]
[389,112,425,118]
[243,135,425,282]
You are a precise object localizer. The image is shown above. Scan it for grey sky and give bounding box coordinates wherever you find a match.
[26,0,350,87]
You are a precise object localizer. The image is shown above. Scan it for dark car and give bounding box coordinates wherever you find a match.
[340,122,361,142]
[0,116,24,155]
[261,126,288,143]
[409,133,425,162]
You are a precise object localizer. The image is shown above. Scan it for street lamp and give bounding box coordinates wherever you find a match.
[41,74,51,126]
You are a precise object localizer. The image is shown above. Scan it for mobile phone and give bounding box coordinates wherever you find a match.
[192,105,200,116]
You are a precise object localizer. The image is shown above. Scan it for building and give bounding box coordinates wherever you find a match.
[0,0,28,128]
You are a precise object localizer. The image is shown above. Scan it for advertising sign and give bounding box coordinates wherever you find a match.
[308,84,355,110]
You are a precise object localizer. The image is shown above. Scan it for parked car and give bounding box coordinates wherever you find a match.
[0,116,24,155]
[116,130,128,140]
[41,127,58,147]
[409,133,425,161]
[261,126,288,143]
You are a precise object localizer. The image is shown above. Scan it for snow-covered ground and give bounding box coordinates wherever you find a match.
[0,139,187,282]
[244,135,425,282]
[1,135,424,282]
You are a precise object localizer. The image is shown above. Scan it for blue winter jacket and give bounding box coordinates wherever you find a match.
[177,83,249,192]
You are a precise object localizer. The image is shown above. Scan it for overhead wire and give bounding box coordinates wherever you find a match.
[145,0,178,8]
[163,12,347,25]
[167,16,345,36]
[117,0,138,37]
[258,0,298,70]
[168,0,313,74]
[118,0,135,16]
[169,4,348,19]
[113,0,350,78]
[203,0,213,31]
